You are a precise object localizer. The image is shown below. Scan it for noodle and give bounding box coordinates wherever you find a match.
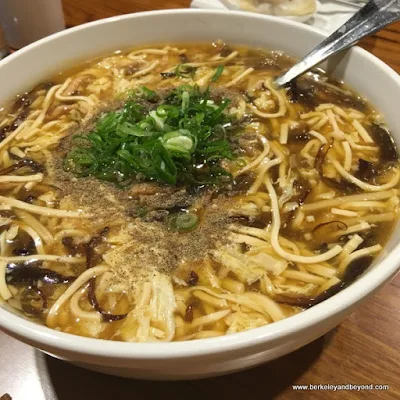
[0,254,85,263]
[0,174,43,183]
[0,196,90,218]
[225,67,254,88]
[329,158,400,192]
[47,265,108,327]
[266,176,343,263]
[235,135,270,176]
[247,78,287,118]
[56,78,96,106]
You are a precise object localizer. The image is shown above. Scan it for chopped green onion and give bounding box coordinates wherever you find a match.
[137,86,158,101]
[65,84,240,187]
[162,131,194,158]
[182,91,190,113]
[149,110,167,131]
[168,212,199,232]
[156,105,180,119]
[125,86,159,102]
[153,142,177,184]
[211,65,225,82]
[236,158,247,168]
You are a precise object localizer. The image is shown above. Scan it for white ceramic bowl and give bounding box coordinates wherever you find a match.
[0,10,399,381]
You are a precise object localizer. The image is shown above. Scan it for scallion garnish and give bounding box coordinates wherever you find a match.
[65,84,238,186]
[168,212,199,232]
[211,65,225,82]
[127,86,159,102]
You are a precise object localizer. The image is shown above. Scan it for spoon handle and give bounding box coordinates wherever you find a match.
[274,0,400,87]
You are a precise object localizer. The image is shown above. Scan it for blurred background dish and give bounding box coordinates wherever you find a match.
[220,0,318,22]
[191,0,366,34]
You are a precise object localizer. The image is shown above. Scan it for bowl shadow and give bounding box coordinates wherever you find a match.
[37,329,337,400]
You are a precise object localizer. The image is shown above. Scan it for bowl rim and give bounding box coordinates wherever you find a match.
[1,8,400,360]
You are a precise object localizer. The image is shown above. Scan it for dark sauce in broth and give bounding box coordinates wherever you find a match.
[0,43,398,342]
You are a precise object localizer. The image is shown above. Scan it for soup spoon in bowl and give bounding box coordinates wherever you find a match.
[274,0,400,87]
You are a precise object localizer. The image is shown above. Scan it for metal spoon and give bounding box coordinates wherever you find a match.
[274,0,400,88]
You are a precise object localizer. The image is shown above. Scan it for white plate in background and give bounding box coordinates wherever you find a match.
[190,0,362,34]
[219,0,319,22]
